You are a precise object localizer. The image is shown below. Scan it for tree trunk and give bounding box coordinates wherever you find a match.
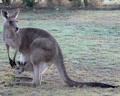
[84,0,88,7]
[47,0,54,8]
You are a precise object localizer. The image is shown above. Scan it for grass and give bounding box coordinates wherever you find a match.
[0,10,120,96]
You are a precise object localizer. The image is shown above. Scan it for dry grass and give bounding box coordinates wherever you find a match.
[0,10,120,96]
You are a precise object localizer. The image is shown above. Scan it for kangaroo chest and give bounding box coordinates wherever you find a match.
[3,32,17,49]
[3,30,21,49]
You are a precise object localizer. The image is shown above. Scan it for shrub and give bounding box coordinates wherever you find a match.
[22,0,35,8]
[69,0,82,7]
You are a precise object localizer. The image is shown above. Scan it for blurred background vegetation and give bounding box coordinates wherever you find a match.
[0,0,120,9]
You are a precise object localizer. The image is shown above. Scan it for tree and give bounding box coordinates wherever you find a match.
[2,0,11,5]
[84,0,88,6]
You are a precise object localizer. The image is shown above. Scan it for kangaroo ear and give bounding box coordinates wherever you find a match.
[1,10,8,19]
[11,9,20,19]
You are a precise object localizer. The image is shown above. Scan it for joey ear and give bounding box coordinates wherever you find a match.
[17,61,26,66]
[11,9,20,19]
[17,61,21,65]
[1,10,9,19]
[23,62,27,66]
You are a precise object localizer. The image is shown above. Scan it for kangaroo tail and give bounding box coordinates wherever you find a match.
[66,80,118,88]
[55,46,118,88]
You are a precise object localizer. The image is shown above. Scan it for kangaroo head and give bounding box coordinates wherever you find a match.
[1,10,19,33]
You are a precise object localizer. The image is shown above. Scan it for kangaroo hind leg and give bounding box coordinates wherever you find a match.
[32,64,39,86]
[39,63,49,85]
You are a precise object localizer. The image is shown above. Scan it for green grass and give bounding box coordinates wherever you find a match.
[0,10,120,96]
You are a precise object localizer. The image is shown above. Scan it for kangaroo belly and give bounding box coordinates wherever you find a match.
[24,62,33,71]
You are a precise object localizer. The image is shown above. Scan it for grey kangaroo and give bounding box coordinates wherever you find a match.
[1,10,118,88]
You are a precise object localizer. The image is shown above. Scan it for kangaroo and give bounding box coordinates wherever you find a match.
[1,10,118,88]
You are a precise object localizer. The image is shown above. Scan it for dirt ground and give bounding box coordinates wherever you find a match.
[0,10,120,96]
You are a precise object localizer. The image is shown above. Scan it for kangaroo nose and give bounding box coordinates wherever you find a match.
[16,27,19,32]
